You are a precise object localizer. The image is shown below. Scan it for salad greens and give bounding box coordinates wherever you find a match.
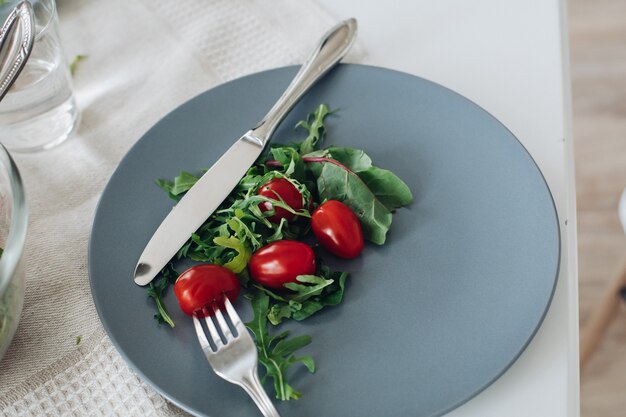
[0,281,16,344]
[246,291,315,400]
[305,146,413,244]
[150,104,412,400]
[256,261,348,325]
[147,263,177,328]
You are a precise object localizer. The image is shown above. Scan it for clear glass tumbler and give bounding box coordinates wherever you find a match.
[0,144,27,361]
[0,0,78,152]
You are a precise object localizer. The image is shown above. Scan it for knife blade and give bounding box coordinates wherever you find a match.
[134,133,263,285]
[134,18,357,285]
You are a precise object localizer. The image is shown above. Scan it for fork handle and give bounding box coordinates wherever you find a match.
[239,369,281,417]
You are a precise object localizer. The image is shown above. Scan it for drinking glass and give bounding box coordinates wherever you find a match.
[0,0,78,152]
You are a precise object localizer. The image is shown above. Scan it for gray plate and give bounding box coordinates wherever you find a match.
[88,64,560,417]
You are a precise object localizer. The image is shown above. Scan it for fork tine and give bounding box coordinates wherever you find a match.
[213,302,234,342]
[192,315,211,351]
[203,309,224,351]
[224,296,244,332]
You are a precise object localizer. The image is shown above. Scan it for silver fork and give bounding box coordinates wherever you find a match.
[192,296,280,417]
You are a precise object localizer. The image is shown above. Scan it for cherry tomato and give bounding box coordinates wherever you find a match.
[249,240,316,289]
[174,264,240,317]
[311,200,364,259]
[257,178,304,223]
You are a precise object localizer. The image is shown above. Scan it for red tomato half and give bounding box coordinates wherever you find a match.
[174,264,240,317]
[249,240,316,289]
[311,200,364,259]
[257,178,304,223]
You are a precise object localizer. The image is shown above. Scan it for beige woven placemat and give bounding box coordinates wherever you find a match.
[0,0,362,414]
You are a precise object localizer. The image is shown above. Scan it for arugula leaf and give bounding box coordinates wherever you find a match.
[185,233,224,262]
[245,291,315,401]
[155,171,201,201]
[272,334,313,358]
[155,179,180,201]
[147,277,175,328]
[259,267,349,325]
[283,275,335,301]
[270,147,306,181]
[146,264,178,328]
[155,178,173,194]
[267,303,294,325]
[316,162,392,244]
[171,171,200,195]
[297,104,332,154]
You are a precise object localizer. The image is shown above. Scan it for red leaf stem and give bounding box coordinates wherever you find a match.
[265,157,354,173]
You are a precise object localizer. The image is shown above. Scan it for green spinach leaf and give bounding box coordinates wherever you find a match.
[312,146,373,171]
[356,166,413,210]
[316,162,392,244]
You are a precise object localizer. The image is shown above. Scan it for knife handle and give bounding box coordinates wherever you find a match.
[251,18,357,142]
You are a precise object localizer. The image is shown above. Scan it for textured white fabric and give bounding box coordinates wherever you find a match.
[0,0,351,414]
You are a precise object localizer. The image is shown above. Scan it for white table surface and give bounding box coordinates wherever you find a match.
[315,1,580,416]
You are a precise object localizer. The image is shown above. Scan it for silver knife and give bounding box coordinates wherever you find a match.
[134,18,357,286]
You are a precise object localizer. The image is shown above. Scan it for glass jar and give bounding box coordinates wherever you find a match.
[0,143,27,360]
